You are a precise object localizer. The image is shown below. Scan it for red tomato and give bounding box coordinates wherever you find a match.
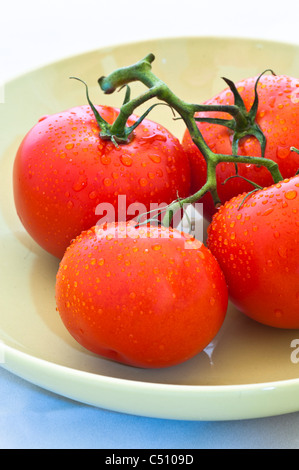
[55,221,228,368]
[182,74,299,219]
[13,105,190,258]
[207,176,299,329]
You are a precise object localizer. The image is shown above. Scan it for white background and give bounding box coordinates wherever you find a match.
[1,0,299,449]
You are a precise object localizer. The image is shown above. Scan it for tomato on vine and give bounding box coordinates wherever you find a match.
[15,52,299,371]
[55,222,228,368]
[182,73,299,219]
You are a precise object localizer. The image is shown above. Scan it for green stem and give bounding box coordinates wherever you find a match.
[97,54,283,224]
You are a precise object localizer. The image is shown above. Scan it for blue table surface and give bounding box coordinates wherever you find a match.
[1,365,299,449]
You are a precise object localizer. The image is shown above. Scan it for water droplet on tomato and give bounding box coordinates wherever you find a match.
[262,208,274,216]
[88,191,97,200]
[276,146,290,160]
[101,154,111,165]
[140,134,167,145]
[268,96,276,108]
[65,143,74,150]
[72,174,88,191]
[278,245,287,258]
[103,177,112,187]
[152,244,161,251]
[149,154,161,164]
[66,200,74,209]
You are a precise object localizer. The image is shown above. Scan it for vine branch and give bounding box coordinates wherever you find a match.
[75,54,283,225]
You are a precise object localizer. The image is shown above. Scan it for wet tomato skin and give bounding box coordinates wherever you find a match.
[55,222,228,368]
[182,74,299,219]
[13,105,190,259]
[207,176,299,329]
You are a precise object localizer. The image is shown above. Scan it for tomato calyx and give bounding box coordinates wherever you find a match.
[194,70,276,159]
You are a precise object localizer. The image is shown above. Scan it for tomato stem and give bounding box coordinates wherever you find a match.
[97,54,283,223]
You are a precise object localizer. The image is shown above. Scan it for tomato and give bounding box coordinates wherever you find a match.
[182,74,299,219]
[207,176,299,329]
[13,105,190,258]
[55,221,228,368]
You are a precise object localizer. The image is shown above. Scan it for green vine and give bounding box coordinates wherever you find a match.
[73,54,284,225]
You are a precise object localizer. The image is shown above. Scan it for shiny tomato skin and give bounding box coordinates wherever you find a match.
[182,74,299,219]
[207,176,299,329]
[13,105,190,259]
[55,222,228,368]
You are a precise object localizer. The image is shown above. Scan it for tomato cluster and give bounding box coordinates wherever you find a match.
[13,65,299,369]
